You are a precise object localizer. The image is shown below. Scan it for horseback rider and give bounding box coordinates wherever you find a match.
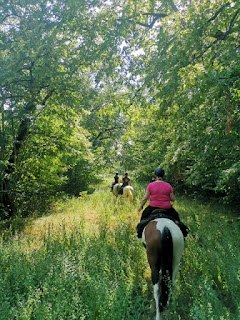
[138,167,179,220]
[111,172,119,191]
[117,172,131,196]
[137,167,189,238]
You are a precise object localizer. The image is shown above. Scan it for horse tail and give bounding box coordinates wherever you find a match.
[122,186,133,203]
[129,190,133,203]
[160,226,173,310]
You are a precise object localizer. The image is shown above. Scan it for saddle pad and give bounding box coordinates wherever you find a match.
[136,211,189,239]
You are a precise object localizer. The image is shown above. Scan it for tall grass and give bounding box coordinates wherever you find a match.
[0,179,239,319]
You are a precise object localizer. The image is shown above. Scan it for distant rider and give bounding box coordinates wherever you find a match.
[111,172,119,191]
[117,172,131,196]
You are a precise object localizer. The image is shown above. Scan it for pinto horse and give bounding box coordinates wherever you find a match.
[112,183,134,203]
[142,217,184,320]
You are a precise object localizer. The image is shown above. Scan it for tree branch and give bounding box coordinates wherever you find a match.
[137,14,168,28]
[166,0,178,12]
[207,3,230,23]
[119,11,169,29]
[227,7,240,34]
[0,14,10,24]
[92,126,123,146]
[42,89,55,105]
[211,7,240,40]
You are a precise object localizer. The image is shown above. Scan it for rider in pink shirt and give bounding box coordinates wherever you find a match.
[147,181,173,208]
[138,167,180,221]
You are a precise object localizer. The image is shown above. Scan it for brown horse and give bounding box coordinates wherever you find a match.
[142,218,184,320]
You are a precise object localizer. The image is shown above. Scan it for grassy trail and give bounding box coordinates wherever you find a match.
[0,178,239,320]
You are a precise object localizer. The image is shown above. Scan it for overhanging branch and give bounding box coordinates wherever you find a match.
[207,2,230,23]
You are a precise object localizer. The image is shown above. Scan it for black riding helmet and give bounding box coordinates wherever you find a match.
[154,167,165,177]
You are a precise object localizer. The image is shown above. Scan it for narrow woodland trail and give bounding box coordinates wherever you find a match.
[17,178,141,250]
[0,179,239,320]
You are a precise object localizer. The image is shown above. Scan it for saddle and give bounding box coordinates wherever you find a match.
[136,209,190,239]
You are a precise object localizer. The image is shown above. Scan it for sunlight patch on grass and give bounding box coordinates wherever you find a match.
[20,187,139,251]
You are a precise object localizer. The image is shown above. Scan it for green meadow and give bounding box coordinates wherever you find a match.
[0,179,239,320]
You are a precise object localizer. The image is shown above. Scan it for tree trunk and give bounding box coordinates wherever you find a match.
[1,102,36,219]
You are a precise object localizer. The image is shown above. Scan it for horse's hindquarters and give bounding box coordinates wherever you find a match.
[122,186,134,203]
[143,218,184,319]
[155,218,184,284]
[113,183,122,196]
[113,184,134,202]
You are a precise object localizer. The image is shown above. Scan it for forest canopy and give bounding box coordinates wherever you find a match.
[1,0,239,218]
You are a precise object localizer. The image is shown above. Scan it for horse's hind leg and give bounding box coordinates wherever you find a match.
[150,264,161,320]
[154,281,161,320]
[172,236,184,285]
[145,223,162,320]
[148,250,161,320]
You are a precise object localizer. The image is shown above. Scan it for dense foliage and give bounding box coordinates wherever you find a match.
[117,0,240,204]
[1,0,239,218]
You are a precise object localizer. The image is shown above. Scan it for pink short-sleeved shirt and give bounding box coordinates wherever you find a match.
[146,181,173,208]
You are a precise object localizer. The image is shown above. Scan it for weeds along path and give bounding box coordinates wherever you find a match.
[0,180,152,320]
[0,179,239,320]
[16,178,143,250]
